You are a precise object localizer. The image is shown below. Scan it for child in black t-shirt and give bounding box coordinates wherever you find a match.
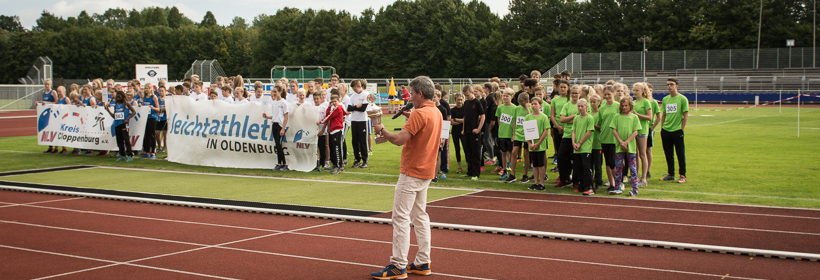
[461,86,485,180]
[450,93,465,173]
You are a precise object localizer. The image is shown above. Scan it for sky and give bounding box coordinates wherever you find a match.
[2,0,512,30]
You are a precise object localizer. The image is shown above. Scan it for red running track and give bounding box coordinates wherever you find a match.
[0,190,817,280]
[0,110,36,137]
[412,190,820,254]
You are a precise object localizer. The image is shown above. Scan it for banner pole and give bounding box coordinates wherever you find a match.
[797,90,801,138]
[779,90,782,113]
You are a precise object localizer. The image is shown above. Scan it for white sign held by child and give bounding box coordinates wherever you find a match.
[441,120,450,139]
[523,119,539,141]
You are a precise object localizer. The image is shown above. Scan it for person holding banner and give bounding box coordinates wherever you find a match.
[141,84,160,159]
[370,76,439,280]
[155,86,168,154]
[104,90,136,162]
[40,80,58,153]
[263,85,290,171]
[525,97,551,191]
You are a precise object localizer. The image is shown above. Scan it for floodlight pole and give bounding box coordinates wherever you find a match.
[638,35,651,81]
[756,0,763,69]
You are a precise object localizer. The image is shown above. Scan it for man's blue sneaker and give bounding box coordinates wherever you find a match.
[407,262,431,276]
[371,264,407,279]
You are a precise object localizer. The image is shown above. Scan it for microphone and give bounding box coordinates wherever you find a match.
[391,101,414,119]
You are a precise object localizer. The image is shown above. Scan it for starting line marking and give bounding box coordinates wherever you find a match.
[2,185,817,263]
[0,206,761,279]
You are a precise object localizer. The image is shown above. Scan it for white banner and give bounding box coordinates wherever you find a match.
[165,96,319,171]
[37,104,149,150]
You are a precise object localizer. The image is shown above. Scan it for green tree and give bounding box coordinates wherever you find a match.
[0,15,25,32]
[200,11,217,27]
[34,11,67,32]
[95,8,128,30]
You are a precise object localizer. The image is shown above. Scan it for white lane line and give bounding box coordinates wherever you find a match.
[1,217,760,280]
[642,188,820,202]
[428,190,482,204]
[462,194,820,220]
[0,196,85,208]
[427,205,820,236]
[5,220,486,280]
[0,245,238,280]
[32,220,342,280]
[0,115,36,119]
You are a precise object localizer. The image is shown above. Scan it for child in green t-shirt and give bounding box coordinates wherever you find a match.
[599,86,620,192]
[508,93,532,183]
[526,97,551,191]
[557,86,581,188]
[588,94,603,191]
[610,97,642,196]
[495,89,517,181]
[632,82,654,187]
[572,99,595,195]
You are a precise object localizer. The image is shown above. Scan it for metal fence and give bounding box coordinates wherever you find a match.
[0,85,45,110]
[184,60,226,83]
[547,47,820,78]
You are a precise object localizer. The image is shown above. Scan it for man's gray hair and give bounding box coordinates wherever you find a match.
[409,76,435,100]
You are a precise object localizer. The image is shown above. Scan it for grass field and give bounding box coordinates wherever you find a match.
[1,106,819,209]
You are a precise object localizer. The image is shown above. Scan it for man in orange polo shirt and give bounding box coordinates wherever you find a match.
[370,76,442,279]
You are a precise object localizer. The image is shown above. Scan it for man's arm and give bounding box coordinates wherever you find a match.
[373,124,412,146]
[681,111,688,131]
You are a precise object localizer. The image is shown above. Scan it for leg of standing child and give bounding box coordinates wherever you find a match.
[628,153,639,195]
[612,152,626,194]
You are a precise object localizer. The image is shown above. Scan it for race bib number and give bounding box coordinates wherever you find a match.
[114,112,125,120]
[666,103,678,114]
[499,113,512,125]
[516,116,525,126]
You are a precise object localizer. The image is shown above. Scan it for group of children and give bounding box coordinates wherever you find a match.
[447,71,682,196]
[38,74,383,175]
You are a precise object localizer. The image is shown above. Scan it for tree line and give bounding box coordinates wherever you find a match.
[0,0,815,84]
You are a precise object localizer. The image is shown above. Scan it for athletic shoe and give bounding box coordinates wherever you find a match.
[519,175,530,183]
[528,184,539,190]
[498,173,509,180]
[677,176,687,183]
[359,162,368,168]
[470,176,479,181]
[370,264,407,280]
[583,189,595,196]
[457,167,463,174]
[493,167,503,173]
[273,165,281,171]
[125,156,133,162]
[149,154,157,160]
[352,160,361,168]
[312,166,322,172]
[97,151,108,156]
[439,173,447,180]
[140,153,150,159]
[646,171,652,179]
[485,160,496,165]
[280,166,289,171]
[660,174,675,181]
[431,178,438,183]
[630,189,638,196]
[550,167,558,173]
[613,184,624,194]
[606,186,615,194]
[504,175,517,183]
[407,263,431,276]
[640,179,648,187]
[536,184,547,191]
[44,148,53,153]
[83,150,94,155]
[330,167,343,175]
[552,158,558,165]
[116,156,124,162]
[323,162,332,169]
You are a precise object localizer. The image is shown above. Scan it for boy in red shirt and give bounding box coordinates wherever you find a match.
[321,92,347,174]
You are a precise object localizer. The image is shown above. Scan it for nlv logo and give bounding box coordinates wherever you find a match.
[40,131,57,142]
